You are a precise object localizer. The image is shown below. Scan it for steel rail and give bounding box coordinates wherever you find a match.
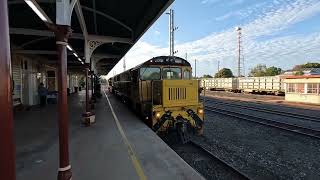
[205,100,320,122]
[189,141,250,180]
[205,106,320,139]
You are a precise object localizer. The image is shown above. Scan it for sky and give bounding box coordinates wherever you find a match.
[106,0,320,78]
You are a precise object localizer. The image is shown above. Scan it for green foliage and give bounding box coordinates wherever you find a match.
[249,64,267,77]
[293,62,320,70]
[202,74,213,78]
[265,66,282,76]
[214,68,234,78]
[294,71,304,76]
[249,64,282,77]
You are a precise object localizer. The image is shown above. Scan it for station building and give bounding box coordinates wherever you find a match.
[11,53,83,107]
[284,75,320,104]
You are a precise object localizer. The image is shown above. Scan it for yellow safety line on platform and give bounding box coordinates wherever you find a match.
[104,91,147,180]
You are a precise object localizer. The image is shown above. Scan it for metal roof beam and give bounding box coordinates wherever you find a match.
[13,49,120,58]
[9,28,83,39]
[88,34,133,44]
[74,0,88,39]
[81,6,132,33]
[10,28,132,44]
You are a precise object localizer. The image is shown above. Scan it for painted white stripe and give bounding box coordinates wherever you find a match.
[58,165,71,172]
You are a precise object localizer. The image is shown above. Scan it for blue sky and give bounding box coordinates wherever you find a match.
[108,0,320,77]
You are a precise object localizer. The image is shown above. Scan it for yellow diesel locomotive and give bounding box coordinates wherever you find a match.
[111,56,204,142]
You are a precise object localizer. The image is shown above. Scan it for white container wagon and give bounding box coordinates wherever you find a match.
[238,76,284,95]
[201,78,239,92]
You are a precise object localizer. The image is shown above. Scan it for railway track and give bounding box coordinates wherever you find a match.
[205,105,320,139]
[171,140,250,180]
[205,100,320,122]
[189,141,250,180]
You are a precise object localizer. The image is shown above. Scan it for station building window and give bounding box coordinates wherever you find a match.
[287,83,295,93]
[296,83,305,93]
[307,83,318,94]
[287,83,305,94]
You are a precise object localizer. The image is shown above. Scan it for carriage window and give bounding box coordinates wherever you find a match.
[162,67,181,79]
[140,67,161,80]
[183,70,191,79]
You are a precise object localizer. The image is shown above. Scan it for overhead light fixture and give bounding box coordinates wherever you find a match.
[25,0,48,22]
[73,53,78,58]
[77,58,82,62]
[81,62,84,64]
[67,45,73,51]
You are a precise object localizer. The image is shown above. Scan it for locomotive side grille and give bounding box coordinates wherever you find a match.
[168,87,187,100]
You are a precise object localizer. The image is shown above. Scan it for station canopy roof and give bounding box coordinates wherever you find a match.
[8,0,173,75]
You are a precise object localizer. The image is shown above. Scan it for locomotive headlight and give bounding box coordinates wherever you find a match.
[156,112,161,119]
[198,108,204,114]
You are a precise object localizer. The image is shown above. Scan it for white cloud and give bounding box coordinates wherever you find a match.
[108,0,320,78]
[154,30,161,36]
[201,0,220,5]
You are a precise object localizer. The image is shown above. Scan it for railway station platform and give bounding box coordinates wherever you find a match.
[15,89,203,180]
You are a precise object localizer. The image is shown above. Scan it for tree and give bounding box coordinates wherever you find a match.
[249,64,282,77]
[293,62,320,70]
[294,70,304,76]
[249,64,267,77]
[214,68,234,78]
[202,74,213,78]
[265,66,282,76]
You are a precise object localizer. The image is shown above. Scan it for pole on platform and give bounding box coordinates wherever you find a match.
[0,0,15,179]
[85,65,90,113]
[82,63,95,126]
[51,24,72,180]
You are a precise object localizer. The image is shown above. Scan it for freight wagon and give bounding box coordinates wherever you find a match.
[201,78,239,92]
[201,76,285,95]
[238,76,284,95]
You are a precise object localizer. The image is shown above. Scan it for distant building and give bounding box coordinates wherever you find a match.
[282,68,320,76]
[283,75,320,104]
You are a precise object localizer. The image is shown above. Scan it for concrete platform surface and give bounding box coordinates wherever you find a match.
[15,89,204,180]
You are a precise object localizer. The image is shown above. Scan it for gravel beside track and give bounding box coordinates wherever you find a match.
[165,137,249,180]
[203,98,320,131]
[205,105,320,138]
[197,106,320,179]
[204,97,320,118]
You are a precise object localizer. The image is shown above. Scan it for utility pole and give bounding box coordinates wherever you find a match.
[185,52,188,60]
[123,56,126,71]
[217,60,220,75]
[236,26,242,77]
[166,9,178,56]
[194,59,197,78]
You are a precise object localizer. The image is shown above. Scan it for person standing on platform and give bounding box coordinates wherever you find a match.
[38,82,48,107]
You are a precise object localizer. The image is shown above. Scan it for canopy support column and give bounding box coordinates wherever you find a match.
[0,0,15,179]
[50,25,73,180]
[82,64,95,126]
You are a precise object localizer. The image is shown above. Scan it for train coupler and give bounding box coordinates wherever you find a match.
[176,115,191,144]
[186,109,203,129]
